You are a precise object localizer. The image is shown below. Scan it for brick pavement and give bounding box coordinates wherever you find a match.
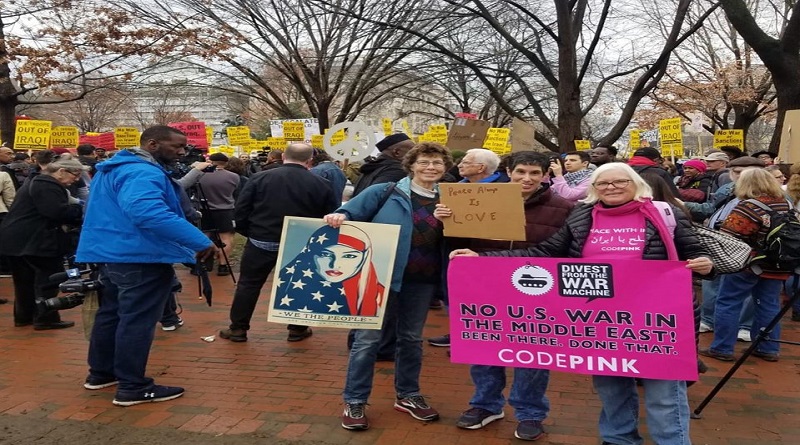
[1,268,799,444]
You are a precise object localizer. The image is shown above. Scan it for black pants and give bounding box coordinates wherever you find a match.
[228,241,306,332]
[10,255,64,325]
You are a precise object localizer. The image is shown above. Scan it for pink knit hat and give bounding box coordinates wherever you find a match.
[683,159,707,173]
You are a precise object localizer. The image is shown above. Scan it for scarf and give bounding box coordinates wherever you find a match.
[627,156,658,167]
[564,168,592,187]
[591,198,679,260]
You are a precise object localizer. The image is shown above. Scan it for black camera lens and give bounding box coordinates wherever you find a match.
[40,293,85,311]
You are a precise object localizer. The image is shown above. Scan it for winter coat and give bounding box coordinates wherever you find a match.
[352,155,406,197]
[0,174,83,257]
[76,150,211,264]
[481,202,707,262]
[471,184,574,251]
[336,176,436,292]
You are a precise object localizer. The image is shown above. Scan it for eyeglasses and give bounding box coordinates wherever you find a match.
[64,169,82,178]
[415,160,445,167]
[458,160,483,166]
[593,179,632,190]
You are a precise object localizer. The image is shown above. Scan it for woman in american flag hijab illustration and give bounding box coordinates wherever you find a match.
[274,224,385,316]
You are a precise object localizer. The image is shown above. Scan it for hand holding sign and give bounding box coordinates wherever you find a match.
[323,121,376,163]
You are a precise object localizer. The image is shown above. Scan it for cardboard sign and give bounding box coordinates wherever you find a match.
[14,120,51,150]
[50,126,80,149]
[778,109,800,164]
[574,140,591,151]
[268,217,400,330]
[447,118,492,151]
[713,129,744,150]
[659,118,683,157]
[448,257,697,381]
[439,183,526,241]
[114,127,140,149]
[629,129,641,150]
[510,118,536,153]
[226,126,251,145]
[169,121,208,149]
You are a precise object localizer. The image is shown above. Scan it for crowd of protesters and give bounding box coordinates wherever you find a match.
[1,128,799,444]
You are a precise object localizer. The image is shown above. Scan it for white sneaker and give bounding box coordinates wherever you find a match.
[161,318,184,331]
[737,329,751,342]
[699,322,713,333]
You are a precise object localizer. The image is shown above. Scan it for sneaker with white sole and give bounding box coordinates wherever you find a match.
[84,375,119,390]
[161,318,184,331]
[699,322,713,333]
[456,407,504,429]
[394,395,439,421]
[113,385,184,406]
[737,329,751,342]
[341,403,369,430]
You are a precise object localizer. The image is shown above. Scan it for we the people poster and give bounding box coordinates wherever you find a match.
[448,257,697,381]
[267,217,400,329]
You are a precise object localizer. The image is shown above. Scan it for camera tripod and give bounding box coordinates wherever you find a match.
[693,273,800,417]
[191,182,237,286]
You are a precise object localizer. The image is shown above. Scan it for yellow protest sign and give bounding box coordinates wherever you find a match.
[50,126,79,149]
[382,118,393,136]
[208,146,220,154]
[311,134,324,149]
[327,129,346,146]
[483,128,511,154]
[219,145,235,156]
[418,132,434,143]
[713,129,744,149]
[629,130,641,149]
[282,121,305,141]
[401,120,412,137]
[206,127,214,146]
[267,137,287,150]
[114,127,140,149]
[226,126,251,145]
[428,124,448,144]
[14,120,51,150]
[574,140,591,151]
[659,118,684,157]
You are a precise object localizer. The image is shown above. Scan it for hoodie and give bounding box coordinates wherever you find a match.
[76,149,211,264]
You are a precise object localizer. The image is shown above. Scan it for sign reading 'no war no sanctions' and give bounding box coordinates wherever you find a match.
[448,257,697,381]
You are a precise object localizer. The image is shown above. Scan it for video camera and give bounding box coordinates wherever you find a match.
[39,267,102,311]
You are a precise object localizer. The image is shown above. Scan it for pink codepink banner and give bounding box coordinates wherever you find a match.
[448,257,697,381]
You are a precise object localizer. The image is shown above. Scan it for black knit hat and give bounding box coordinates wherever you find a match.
[376,133,411,151]
[632,147,661,160]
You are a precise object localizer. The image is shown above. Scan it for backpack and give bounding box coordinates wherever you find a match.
[745,199,800,275]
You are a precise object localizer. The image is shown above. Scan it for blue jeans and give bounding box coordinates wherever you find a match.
[701,276,754,330]
[469,365,550,421]
[160,275,182,326]
[343,281,435,403]
[87,263,175,391]
[593,376,690,445]
[710,271,783,355]
[788,276,800,314]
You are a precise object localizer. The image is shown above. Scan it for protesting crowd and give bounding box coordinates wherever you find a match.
[1,126,799,445]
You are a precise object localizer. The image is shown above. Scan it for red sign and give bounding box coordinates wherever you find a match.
[79,132,116,150]
[169,121,208,149]
[455,112,479,119]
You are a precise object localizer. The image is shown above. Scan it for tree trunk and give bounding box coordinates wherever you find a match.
[0,97,17,148]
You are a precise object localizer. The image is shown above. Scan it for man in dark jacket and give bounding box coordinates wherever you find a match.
[0,146,20,190]
[220,143,339,343]
[352,133,414,197]
[627,147,679,195]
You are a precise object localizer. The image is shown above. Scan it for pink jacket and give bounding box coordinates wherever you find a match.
[550,175,590,203]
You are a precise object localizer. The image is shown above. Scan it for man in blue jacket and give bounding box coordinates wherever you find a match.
[77,126,216,407]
